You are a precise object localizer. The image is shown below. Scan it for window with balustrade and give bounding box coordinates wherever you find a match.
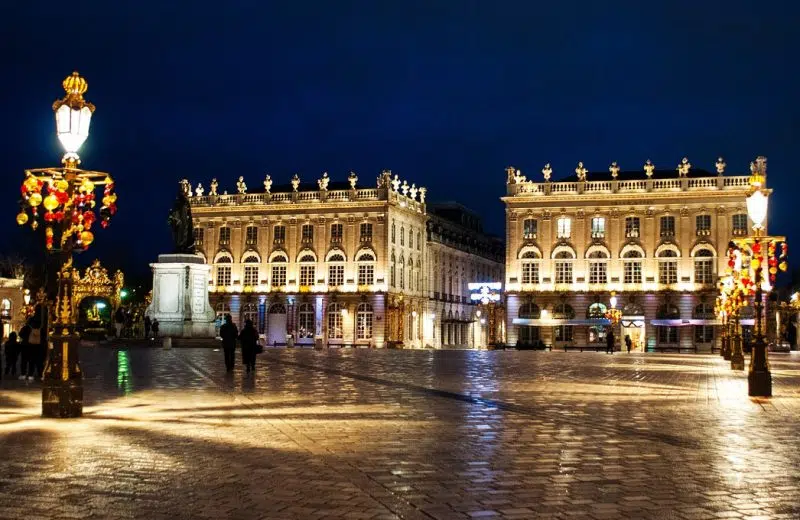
[732,214,748,236]
[360,223,373,243]
[591,217,605,239]
[523,218,537,240]
[218,227,231,246]
[696,214,712,236]
[194,227,204,247]
[301,224,314,244]
[273,225,286,245]
[245,226,258,246]
[660,216,675,238]
[556,217,571,239]
[331,223,343,244]
[625,217,640,238]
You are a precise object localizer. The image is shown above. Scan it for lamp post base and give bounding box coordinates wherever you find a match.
[41,331,83,418]
[721,336,731,360]
[730,335,744,371]
[748,337,772,397]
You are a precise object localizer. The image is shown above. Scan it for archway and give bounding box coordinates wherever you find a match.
[77,296,113,335]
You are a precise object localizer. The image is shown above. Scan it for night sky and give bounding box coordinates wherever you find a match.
[1,1,797,282]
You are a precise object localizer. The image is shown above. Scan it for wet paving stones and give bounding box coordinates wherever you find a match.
[1,347,800,519]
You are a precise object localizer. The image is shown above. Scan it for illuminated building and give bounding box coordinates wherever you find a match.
[502,157,763,351]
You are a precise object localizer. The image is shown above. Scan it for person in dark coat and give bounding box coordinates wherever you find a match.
[151,318,160,338]
[625,334,632,353]
[18,323,32,380]
[4,332,19,377]
[238,319,258,374]
[144,315,152,339]
[606,328,615,354]
[787,321,797,351]
[219,314,238,373]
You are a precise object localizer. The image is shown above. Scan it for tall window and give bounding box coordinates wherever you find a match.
[409,228,413,247]
[297,303,314,338]
[357,252,375,285]
[660,216,675,238]
[523,219,537,240]
[554,251,573,284]
[623,250,643,284]
[556,217,571,239]
[241,303,258,329]
[328,253,345,287]
[696,214,712,236]
[518,303,541,345]
[694,249,715,284]
[416,231,421,250]
[625,217,640,238]
[218,227,231,246]
[360,222,373,243]
[694,303,715,344]
[245,226,258,246]
[588,250,608,284]
[273,225,286,245]
[270,254,287,287]
[400,226,405,246]
[553,303,575,343]
[301,224,314,244]
[194,227,204,246]
[399,256,405,289]
[216,266,231,286]
[591,217,605,239]
[390,252,396,287]
[391,221,396,244]
[327,302,343,339]
[732,214,748,236]
[658,249,678,284]
[356,303,373,339]
[657,304,680,344]
[243,254,259,286]
[520,251,540,284]
[331,223,343,244]
[300,266,315,287]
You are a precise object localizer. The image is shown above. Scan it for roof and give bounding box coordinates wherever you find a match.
[556,167,717,183]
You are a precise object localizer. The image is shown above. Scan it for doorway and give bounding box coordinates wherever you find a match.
[621,320,645,351]
[267,303,287,345]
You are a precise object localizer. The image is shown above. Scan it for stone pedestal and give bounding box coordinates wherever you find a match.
[146,254,215,338]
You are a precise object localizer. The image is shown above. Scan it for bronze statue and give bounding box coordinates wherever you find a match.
[167,182,195,254]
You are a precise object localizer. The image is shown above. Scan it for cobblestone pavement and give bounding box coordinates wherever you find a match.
[1,348,800,520]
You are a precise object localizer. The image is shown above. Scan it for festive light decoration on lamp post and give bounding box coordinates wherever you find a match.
[16,72,117,418]
[730,159,787,397]
[605,291,622,325]
[719,249,748,369]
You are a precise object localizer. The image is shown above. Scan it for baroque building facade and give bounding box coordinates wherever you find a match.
[425,204,504,348]
[188,171,503,349]
[502,157,766,352]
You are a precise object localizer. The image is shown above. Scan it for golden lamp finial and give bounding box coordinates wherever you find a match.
[62,71,88,96]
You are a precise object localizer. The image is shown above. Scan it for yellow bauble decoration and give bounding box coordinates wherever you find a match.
[16,212,28,226]
[80,230,94,246]
[55,179,69,192]
[102,194,117,206]
[28,192,42,207]
[43,194,59,212]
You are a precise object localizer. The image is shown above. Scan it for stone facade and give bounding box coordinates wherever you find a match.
[0,277,25,339]
[502,157,766,352]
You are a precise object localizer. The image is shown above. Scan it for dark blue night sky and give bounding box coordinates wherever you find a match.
[1,1,797,281]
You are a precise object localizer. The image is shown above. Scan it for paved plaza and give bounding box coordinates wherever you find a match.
[1,348,800,520]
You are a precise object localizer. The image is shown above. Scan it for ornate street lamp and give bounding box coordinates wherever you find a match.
[16,72,117,417]
[733,159,787,396]
[605,291,622,325]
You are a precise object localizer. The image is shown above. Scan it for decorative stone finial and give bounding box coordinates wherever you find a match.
[419,187,427,203]
[210,178,218,196]
[401,180,409,196]
[318,171,330,191]
[195,183,204,197]
[506,166,517,184]
[677,157,691,177]
[378,170,392,188]
[715,157,726,175]
[644,159,654,178]
[609,161,620,179]
[348,171,358,189]
[263,174,272,193]
[575,162,587,181]
[409,183,418,200]
[291,174,300,192]
[236,176,247,194]
[513,169,526,183]
[542,163,552,182]
[391,175,401,192]
[755,156,767,175]
[180,179,192,197]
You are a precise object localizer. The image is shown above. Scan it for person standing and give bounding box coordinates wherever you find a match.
[114,307,125,338]
[151,318,160,338]
[18,323,32,380]
[219,314,238,373]
[606,327,615,355]
[625,334,632,353]
[787,321,797,351]
[4,332,19,377]
[144,315,152,339]
[238,319,258,374]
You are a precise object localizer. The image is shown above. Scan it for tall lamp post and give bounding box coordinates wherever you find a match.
[733,159,787,397]
[16,72,117,417]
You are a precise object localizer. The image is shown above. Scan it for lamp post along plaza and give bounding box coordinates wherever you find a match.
[732,159,787,396]
[16,72,117,418]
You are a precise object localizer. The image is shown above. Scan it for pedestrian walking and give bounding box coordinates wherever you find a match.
[625,334,632,353]
[238,319,258,374]
[4,332,19,377]
[18,323,32,380]
[144,315,152,339]
[114,307,125,338]
[151,318,160,338]
[606,328,615,354]
[219,314,238,373]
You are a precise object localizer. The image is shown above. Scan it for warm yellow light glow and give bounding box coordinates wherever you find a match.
[746,189,768,230]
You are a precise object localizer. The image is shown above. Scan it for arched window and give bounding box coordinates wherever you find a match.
[587,302,608,345]
[327,302,343,339]
[694,248,715,285]
[214,252,233,286]
[623,249,643,284]
[270,254,288,288]
[241,302,258,329]
[520,249,540,284]
[297,303,314,338]
[553,250,574,284]
[298,253,316,287]
[242,254,260,287]
[0,299,11,319]
[356,302,373,339]
[587,249,609,284]
[269,303,286,314]
[400,226,405,246]
[657,248,679,284]
[357,251,375,286]
[587,302,607,319]
[327,250,345,287]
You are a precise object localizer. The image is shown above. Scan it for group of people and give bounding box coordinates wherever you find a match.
[219,314,260,374]
[604,329,635,353]
[113,307,160,339]
[2,323,46,381]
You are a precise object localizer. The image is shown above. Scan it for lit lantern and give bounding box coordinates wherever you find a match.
[746,188,768,233]
[52,72,95,165]
[16,212,28,225]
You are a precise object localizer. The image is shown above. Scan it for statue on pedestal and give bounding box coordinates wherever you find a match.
[167,183,195,254]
